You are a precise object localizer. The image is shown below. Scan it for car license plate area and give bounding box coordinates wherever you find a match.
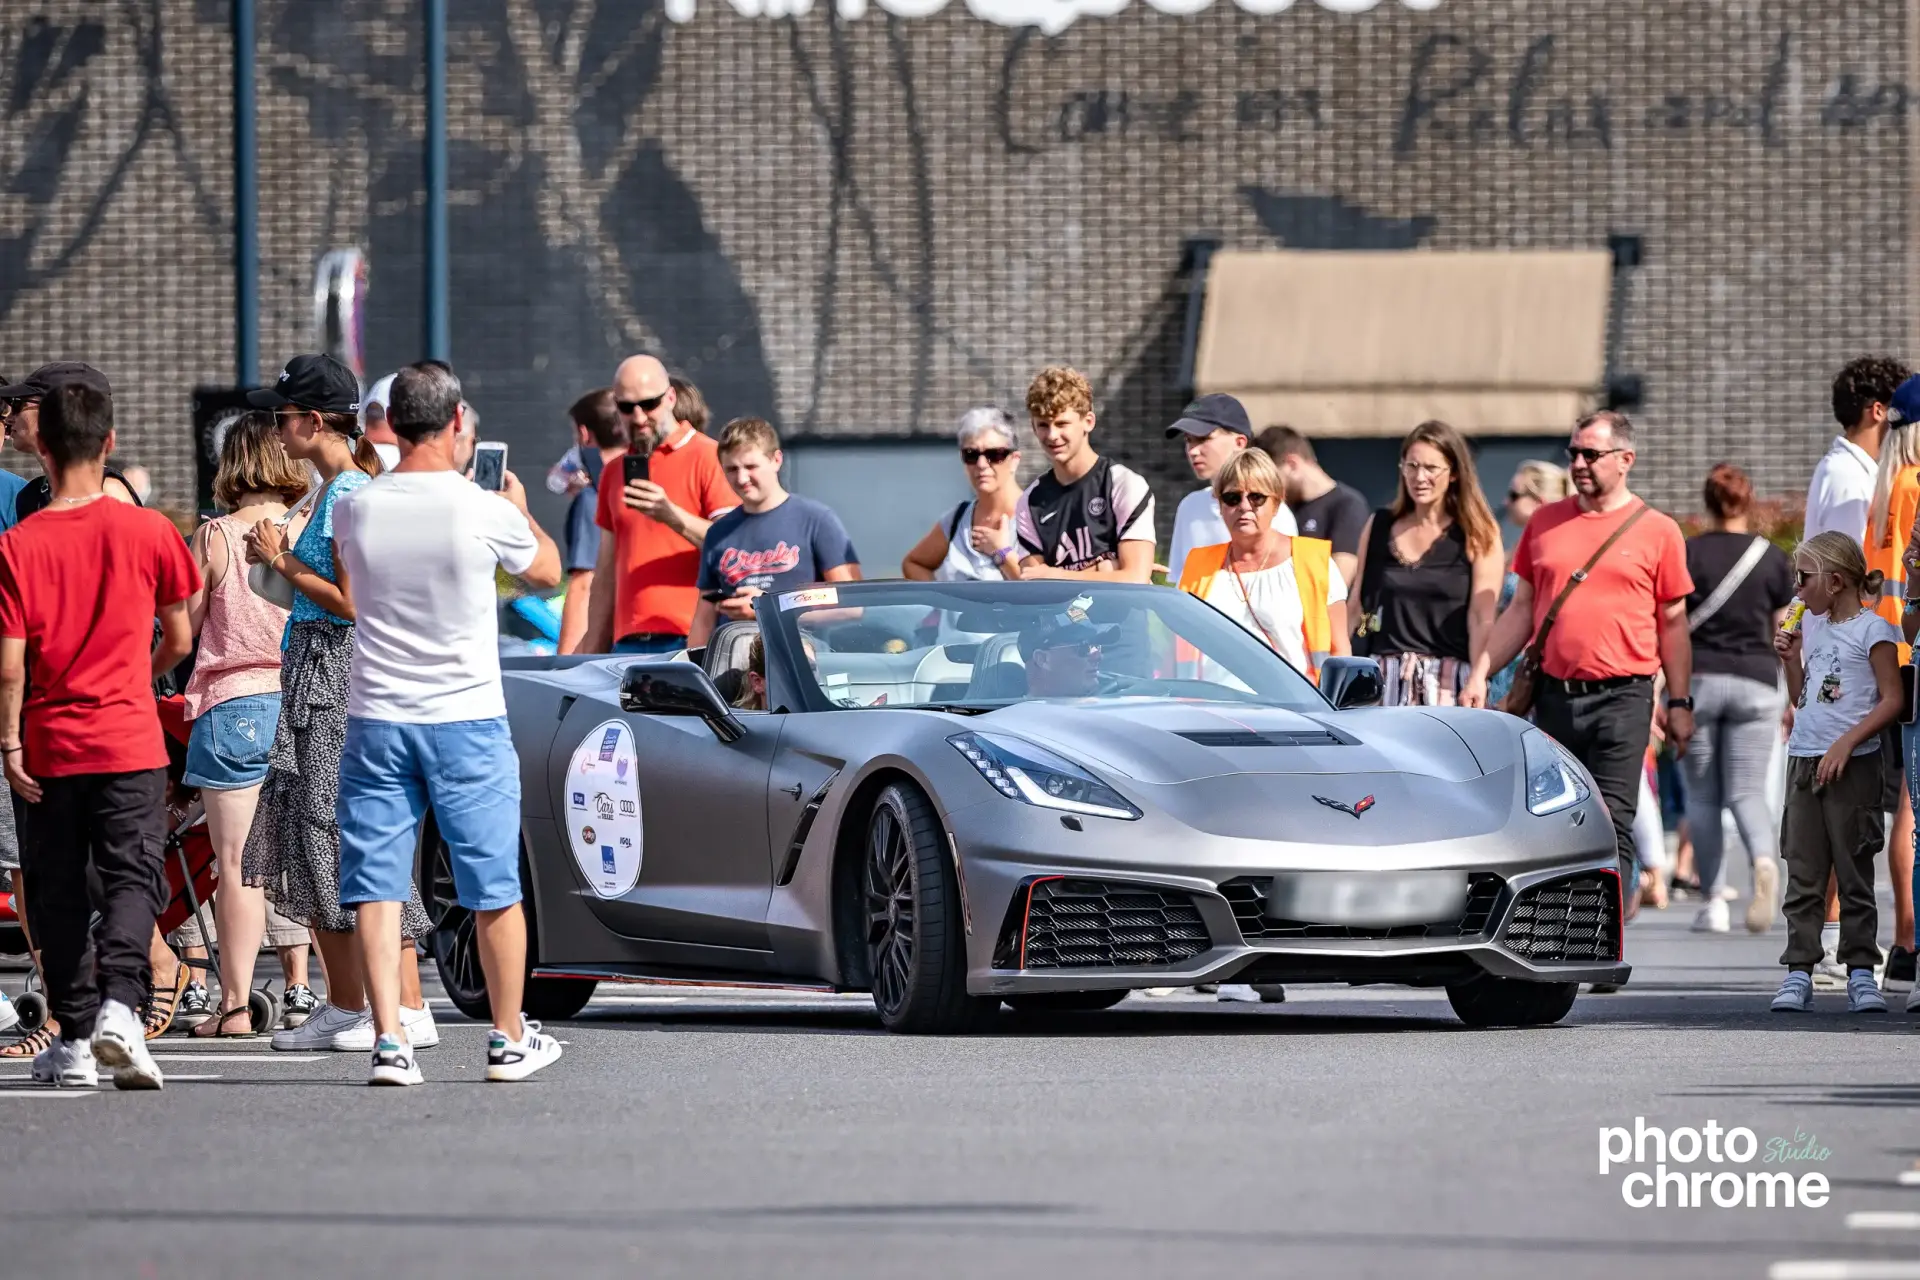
[1266,871,1470,928]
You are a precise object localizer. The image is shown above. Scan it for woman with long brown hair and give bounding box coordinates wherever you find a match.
[1349,420,1504,706]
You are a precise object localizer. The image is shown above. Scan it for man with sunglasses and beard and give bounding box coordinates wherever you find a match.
[1473,410,1694,924]
[581,356,734,655]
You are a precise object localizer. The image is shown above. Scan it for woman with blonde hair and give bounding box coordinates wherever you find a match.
[1350,421,1503,706]
[1178,448,1349,683]
[181,412,316,1034]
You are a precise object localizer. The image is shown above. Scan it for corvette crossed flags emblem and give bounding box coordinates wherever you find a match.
[1313,794,1376,819]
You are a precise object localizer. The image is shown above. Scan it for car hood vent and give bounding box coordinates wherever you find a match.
[1176,729,1345,748]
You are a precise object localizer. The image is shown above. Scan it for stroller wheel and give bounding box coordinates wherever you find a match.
[14,990,47,1033]
[247,989,279,1036]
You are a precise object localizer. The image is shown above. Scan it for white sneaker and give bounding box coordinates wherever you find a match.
[1691,900,1730,934]
[1215,984,1263,1003]
[327,1010,378,1053]
[1746,859,1779,933]
[401,1003,438,1048]
[486,1018,562,1082]
[368,1034,423,1087]
[30,1035,97,1088]
[270,1003,368,1051]
[1137,988,1178,998]
[0,992,19,1034]
[1716,884,1740,902]
[1813,945,1848,989]
[89,1000,164,1090]
[1906,983,1920,1014]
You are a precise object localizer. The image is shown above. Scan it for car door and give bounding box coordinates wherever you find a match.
[550,690,779,957]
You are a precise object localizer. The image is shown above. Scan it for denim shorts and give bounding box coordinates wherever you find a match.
[183,693,282,790]
[336,716,523,913]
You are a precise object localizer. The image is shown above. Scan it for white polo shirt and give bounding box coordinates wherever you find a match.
[1803,435,1876,542]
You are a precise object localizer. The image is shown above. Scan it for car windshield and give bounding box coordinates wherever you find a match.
[766,581,1327,712]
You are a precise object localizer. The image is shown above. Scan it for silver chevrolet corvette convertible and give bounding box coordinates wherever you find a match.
[425,580,1626,1033]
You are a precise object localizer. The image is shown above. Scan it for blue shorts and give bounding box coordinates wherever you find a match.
[337,716,524,913]
[183,693,282,790]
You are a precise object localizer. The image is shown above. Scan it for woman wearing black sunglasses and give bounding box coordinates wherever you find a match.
[901,407,1022,590]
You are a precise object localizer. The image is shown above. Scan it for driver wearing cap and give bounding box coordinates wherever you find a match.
[1018,597,1118,698]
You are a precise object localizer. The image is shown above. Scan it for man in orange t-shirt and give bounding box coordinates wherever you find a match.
[1471,411,1695,917]
[581,355,735,654]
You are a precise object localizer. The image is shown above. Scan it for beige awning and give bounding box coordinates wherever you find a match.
[1194,249,1614,438]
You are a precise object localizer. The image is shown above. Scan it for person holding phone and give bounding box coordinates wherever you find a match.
[581,357,735,655]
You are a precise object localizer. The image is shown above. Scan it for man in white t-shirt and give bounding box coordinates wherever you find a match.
[1164,393,1295,580]
[333,362,565,1087]
[1806,357,1908,539]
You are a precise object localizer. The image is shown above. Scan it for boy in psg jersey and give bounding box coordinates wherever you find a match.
[986,366,1156,583]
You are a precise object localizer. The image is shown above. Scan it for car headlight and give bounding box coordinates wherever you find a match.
[948,731,1141,821]
[1522,728,1592,816]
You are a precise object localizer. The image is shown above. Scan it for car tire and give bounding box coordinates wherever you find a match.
[863,781,996,1034]
[1445,975,1579,1028]
[422,818,598,1024]
[1003,990,1129,1014]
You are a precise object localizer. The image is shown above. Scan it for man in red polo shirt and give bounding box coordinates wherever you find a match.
[1470,410,1694,918]
[581,355,734,654]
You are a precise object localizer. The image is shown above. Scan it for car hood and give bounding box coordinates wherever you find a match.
[976,700,1489,785]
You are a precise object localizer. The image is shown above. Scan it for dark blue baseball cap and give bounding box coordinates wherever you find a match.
[1890,374,1920,428]
[1166,392,1252,440]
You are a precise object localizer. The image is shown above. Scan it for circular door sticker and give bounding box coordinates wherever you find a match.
[564,719,643,898]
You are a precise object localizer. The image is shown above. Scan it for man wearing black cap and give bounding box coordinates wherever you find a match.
[0,364,139,521]
[1165,394,1295,583]
[1019,602,1119,699]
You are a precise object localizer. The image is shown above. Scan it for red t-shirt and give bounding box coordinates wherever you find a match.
[595,427,735,639]
[0,500,200,777]
[1511,497,1693,681]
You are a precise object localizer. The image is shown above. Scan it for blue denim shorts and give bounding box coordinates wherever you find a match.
[337,716,523,913]
[183,693,282,790]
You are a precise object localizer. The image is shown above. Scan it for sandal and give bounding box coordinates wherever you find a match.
[0,1021,57,1058]
[189,1006,255,1038]
[143,965,191,1039]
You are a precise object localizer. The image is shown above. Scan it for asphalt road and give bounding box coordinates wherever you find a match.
[0,897,1915,1280]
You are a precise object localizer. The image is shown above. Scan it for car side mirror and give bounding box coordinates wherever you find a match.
[619,662,744,743]
[1319,656,1383,710]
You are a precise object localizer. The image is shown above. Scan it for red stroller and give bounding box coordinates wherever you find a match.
[8,697,280,1034]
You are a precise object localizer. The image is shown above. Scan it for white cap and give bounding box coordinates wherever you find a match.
[359,373,397,428]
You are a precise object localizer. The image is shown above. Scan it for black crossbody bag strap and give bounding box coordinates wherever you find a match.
[1523,502,1652,666]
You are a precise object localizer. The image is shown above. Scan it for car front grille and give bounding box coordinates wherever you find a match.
[1220,873,1504,941]
[994,878,1210,969]
[1500,872,1620,962]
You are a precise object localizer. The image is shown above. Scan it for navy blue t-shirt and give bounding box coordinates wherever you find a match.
[697,495,858,596]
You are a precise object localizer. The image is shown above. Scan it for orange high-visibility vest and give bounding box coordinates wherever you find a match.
[1178,538,1334,682]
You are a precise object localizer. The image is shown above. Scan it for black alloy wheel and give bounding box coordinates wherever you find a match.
[861,782,996,1034]
[1445,974,1579,1028]
[422,821,596,1023]
[1003,990,1130,1014]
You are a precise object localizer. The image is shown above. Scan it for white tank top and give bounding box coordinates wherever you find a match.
[935,501,1001,582]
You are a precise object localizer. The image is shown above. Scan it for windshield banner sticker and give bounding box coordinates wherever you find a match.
[566,719,643,898]
[780,586,839,611]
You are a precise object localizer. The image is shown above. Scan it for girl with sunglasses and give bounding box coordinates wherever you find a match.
[1176,448,1349,683]
[901,407,1022,587]
[1350,421,1503,706]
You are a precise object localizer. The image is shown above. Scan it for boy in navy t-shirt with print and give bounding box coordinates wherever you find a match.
[688,417,860,648]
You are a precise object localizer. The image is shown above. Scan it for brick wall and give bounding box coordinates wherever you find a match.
[1,0,1911,528]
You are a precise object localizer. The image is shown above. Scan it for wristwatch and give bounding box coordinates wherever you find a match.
[1665,696,1694,711]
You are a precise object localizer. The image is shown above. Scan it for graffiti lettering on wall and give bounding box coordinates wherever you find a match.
[668,0,1439,35]
[1004,28,1920,157]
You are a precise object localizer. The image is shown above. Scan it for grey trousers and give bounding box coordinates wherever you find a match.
[1780,753,1883,971]
[1682,672,1785,893]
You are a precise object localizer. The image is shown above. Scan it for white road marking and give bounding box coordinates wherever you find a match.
[148,1054,321,1063]
[0,1073,221,1083]
[0,1089,92,1099]
[1770,1263,1920,1280]
[1900,1171,1920,1187]
[1847,1213,1920,1230]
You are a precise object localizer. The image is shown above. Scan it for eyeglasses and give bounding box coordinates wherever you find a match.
[617,393,668,416]
[1507,489,1525,503]
[1219,491,1272,510]
[1400,460,1451,480]
[1795,569,1823,585]
[961,447,1014,466]
[1566,446,1626,465]
[1047,642,1100,660]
